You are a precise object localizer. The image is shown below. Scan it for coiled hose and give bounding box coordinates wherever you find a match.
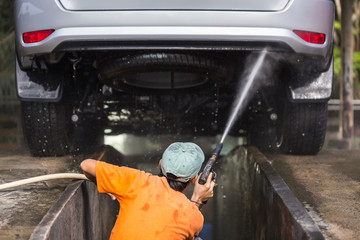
[0,173,88,191]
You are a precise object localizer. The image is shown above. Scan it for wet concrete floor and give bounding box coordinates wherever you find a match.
[0,150,83,240]
[269,149,360,240]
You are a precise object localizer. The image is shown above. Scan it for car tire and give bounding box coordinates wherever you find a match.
[247,124,278,153]
[277,101,328,155]
[70,116,104,155]
[98,53,228,91]
[21,101,70,156]
[21,101,104,157]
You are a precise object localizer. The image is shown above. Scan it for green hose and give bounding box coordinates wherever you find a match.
[0,173,88,191]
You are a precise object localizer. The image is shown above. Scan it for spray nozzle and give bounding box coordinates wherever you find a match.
[213,143,223,156]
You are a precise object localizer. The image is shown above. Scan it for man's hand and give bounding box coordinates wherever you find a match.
[191,172,216,207]
[80,159,97,183]
[107,193,116,200]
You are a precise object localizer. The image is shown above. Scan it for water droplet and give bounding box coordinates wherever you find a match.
[270,113,278,121]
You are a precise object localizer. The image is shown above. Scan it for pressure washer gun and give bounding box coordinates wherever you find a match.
[199,143,223,185]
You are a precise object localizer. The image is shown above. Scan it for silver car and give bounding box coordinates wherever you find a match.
[15,0,335,156]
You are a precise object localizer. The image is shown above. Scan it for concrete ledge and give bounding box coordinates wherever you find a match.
[30,180,118,240]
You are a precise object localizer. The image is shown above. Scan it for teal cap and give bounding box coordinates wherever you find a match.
[161,142,205,182]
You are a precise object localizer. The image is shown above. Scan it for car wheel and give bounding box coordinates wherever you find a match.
[21,101,70,156]
[277,100,328,155]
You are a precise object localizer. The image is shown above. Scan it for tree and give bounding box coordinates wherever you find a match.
[339,0,355,149]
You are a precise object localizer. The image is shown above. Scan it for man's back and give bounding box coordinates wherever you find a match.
[96,161,204,240]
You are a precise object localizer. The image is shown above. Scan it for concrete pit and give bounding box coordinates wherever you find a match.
[27,145,323,240]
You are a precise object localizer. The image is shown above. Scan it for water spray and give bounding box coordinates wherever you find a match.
[199,50,267,184]
[220,50,267,143]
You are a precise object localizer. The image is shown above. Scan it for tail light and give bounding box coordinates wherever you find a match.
[23,29,55,44]
[293,30,325,44]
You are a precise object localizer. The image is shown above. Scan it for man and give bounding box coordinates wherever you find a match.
[80,142,215,240]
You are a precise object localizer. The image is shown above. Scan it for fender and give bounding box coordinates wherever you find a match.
[15,58,63,102]
[289,58,333,102]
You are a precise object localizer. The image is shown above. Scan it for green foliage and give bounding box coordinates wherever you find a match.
[354,52,360,91]
[333,47,360,78]
[0,0,14,73]
[0,33,15,73]
[0,0,14,37]
[353,52,360,74]
[334,47,341,77]
[332,47,360,98]
[334,20,341,31]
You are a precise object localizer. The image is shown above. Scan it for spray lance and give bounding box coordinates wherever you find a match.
[198,142,223,185]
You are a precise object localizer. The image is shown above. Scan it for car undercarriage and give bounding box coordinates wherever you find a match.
[14,0,335,156]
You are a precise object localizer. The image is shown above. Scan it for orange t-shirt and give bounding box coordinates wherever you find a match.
[96,161,204,240]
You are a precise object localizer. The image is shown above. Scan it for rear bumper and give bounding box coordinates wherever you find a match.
[20,26,328,54]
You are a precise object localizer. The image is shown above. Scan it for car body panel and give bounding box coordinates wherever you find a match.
[15,0,334,62]
[58,0,290,11]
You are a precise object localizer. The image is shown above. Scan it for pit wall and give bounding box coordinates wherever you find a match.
[30,146,324,240]
[214,146,324,239]
[30,180,118,240]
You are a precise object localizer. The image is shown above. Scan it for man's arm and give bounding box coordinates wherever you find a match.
[80,159,117,200]
[80,159,97,183]
[190,172,215,209]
